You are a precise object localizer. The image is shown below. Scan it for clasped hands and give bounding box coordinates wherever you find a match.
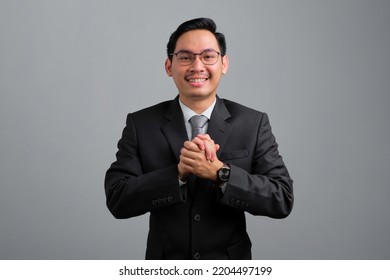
[178,134,224,182]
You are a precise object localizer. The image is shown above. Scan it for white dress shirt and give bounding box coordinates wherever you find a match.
[178,98,216,140]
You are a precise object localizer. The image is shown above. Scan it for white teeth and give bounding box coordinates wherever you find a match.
[188,78,206,82]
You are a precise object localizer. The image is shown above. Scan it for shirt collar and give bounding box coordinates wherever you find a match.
[178,98,216,122]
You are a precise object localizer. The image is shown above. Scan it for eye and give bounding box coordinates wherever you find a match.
[179,56,190,61]
[177,52,192,61]
[202,52,217,61]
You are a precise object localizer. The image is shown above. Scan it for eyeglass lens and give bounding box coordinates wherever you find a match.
[175,50,219,65]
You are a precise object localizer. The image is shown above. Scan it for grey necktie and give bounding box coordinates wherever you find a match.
[189,115,208,139]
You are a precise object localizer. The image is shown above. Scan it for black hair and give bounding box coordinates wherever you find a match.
[166,17,227,60]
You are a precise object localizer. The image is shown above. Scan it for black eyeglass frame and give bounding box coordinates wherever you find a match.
[169,49,222,66]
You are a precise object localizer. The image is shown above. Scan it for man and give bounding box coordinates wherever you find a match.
[105,18,293,260]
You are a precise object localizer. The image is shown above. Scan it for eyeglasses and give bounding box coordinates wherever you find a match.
[170,49,221,66]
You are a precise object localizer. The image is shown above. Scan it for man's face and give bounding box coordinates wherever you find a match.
[165,29,229,105]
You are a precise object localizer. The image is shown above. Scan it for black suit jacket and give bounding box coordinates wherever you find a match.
[105,96,293,259]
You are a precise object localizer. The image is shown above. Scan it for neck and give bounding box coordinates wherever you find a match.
[179,94,216,114]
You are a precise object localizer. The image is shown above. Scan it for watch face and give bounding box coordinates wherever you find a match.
[218,167,230,182]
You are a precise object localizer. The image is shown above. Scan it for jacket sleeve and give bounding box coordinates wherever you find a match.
[219,113,294,218]
[104,114,184,219]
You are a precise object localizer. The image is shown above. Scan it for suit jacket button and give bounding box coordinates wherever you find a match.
[167,196,173,202]
[193,252,201,260]
[194,214,201,222]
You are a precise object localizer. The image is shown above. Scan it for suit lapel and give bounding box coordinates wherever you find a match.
[161,97,188,161]
[207,96,232,157]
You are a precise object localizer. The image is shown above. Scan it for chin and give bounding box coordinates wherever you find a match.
[189,92,213,100]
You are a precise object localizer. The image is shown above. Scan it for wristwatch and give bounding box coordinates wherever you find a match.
[215,163,231,186]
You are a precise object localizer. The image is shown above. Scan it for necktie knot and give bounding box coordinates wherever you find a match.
[189,115,208,139]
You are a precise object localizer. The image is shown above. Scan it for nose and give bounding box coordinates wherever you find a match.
[190,55,205,71]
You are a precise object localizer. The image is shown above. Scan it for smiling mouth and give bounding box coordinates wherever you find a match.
[186,78,208,82]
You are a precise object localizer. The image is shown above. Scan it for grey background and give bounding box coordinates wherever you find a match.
[1,0,389,259]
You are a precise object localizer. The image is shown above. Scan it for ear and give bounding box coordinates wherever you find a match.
[221,55,229,75]
[165,58,173,77]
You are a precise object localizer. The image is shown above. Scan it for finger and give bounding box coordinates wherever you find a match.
[180,148,200,161]
[191,137,205,151]
[184,140,202,152]
[196,134,212,141]
[196,134,219,153]
[204,140,216,161]
[179,154,196,168]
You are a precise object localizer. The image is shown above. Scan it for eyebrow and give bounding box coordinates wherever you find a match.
[175,48,218,54]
